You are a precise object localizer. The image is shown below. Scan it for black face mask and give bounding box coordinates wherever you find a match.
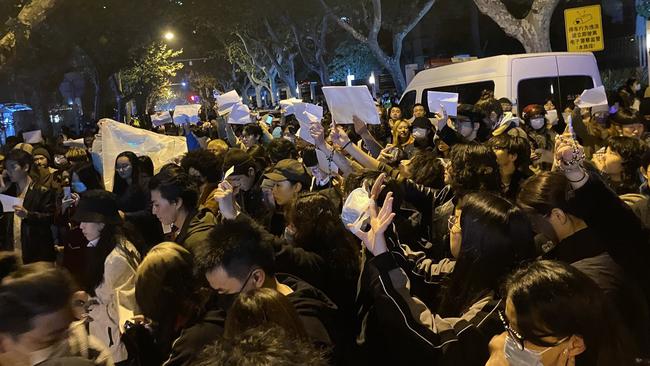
[216,292,239,312]
[215,269,256,312]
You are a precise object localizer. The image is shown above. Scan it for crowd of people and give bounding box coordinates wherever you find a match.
[1,78,650,366]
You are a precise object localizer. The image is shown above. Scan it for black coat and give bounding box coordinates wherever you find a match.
[1,182,55,263]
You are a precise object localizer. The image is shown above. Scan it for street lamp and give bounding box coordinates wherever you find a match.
[164,31,175,41]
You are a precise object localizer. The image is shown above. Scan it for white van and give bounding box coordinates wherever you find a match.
[400,52,602,117]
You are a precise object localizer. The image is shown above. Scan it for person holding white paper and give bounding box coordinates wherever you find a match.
[0,149,56,264]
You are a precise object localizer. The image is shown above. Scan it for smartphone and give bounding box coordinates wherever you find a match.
[63,186,72,200]
[266,115,273,125]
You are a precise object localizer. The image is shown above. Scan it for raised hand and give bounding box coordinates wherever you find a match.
[213,180,238,220]
[353,115,369,136]
[554,133,585,172]
[309,123,327,148]
[329,123,351,148]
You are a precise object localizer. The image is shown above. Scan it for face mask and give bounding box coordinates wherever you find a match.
[634,84,641,92]
[216,270,255,312]
[504,334,547,366]
[341,186,372,234]
[530,118,545,130]
[71,181,87,193]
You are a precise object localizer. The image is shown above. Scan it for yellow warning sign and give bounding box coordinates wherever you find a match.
[565,5,604,52]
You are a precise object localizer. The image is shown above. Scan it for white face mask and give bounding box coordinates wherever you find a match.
[633,84,641,92]
[530,117,545,130]
[412,128,427,139]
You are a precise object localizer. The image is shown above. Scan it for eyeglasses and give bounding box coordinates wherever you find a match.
[447,215,461,233]
[499,310,568,351]
[499,310,526,351]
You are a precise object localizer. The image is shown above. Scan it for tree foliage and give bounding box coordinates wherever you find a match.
[121,42,183,113]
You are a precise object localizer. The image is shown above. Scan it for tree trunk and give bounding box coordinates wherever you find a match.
[368,41,406,93]
[0,0,61,69]
[473,0,559,53]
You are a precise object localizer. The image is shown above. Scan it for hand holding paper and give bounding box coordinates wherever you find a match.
[0,194,24,213]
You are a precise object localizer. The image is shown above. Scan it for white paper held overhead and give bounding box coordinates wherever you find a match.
[322,86,380,125]
[150,111,172,126]
[173,104,202,125]
[227,103,252,125]
[576,86,608,108]
[216,90,242,116]
[426,91,459,117]
[22,130,43,144]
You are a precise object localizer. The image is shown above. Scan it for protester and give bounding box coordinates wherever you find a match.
[72,190,141,364]
[222,149,268,221]
[592,136,648,195]
[521,104,556,172]
[610,107,646,140]
[149,167,216,256]
[352,187,536,364]
[135,242,224,365]
[263,159,311,235]
[180,149,222,212]
[0,263,113,366]
[486,260,637,366]
[112,152,162,252]
[0,149,56,263]
[224,288,308,341]
[488,131,533,200]
[193,218,340,352]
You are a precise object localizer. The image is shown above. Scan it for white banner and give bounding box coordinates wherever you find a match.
[99,119,187,191]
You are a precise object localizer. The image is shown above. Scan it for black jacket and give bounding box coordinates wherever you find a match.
[175,209,217,256]
[162,307,226,366]
[278,273,340,349]
[545,227,650,353]
[356,252,503,365]
[1,182,55,263]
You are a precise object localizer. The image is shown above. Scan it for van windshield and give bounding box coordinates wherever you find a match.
[517,76,594,115]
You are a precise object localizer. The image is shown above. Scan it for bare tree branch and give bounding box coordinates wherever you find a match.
[319,0,368,43]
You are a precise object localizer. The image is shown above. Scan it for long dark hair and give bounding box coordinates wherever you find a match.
[135,243,205,354]
[84,222,121,295]
[506,260,636,365]
[438,192,536,316]
[112,151,141,195]
[72,161,104,190]
[224,288,308,341]
[287,192,360,282]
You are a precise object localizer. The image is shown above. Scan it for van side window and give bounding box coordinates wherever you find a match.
[422,81,495,110]
[400,90,417,119]
[517,76,593,115]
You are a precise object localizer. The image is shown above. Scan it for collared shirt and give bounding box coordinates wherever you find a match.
[87,238,100,248]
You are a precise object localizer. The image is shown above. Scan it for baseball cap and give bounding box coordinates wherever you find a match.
[264,159,310,186]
